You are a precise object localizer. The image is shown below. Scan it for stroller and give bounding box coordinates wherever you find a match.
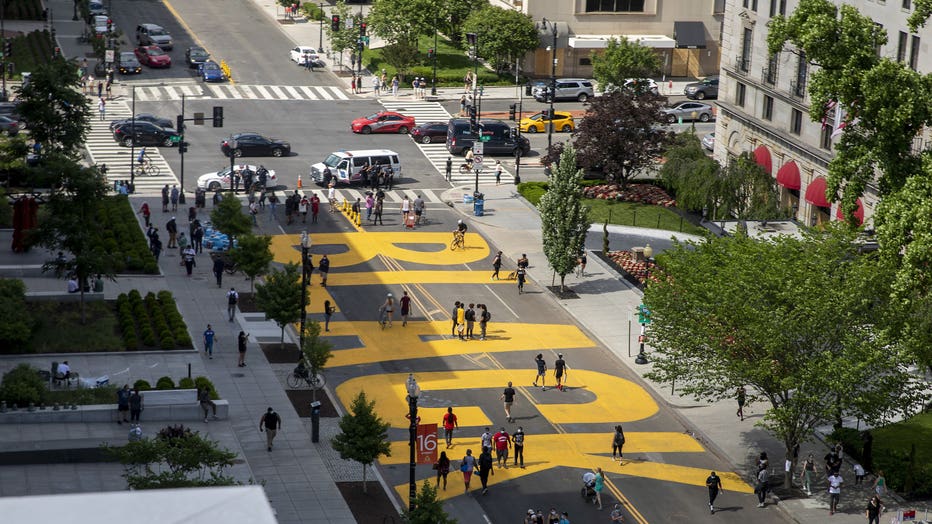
[581,472,597,503]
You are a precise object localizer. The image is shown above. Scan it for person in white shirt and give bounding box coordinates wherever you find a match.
[401,196,411,225]
[57,361,71,379]
[828,473,843,515]
[327,183,337,213]
[67,277,79,293]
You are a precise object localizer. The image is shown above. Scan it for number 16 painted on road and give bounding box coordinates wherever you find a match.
[416,423,438,464]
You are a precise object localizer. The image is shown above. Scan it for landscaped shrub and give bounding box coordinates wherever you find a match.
[155,376,175,390]
[0,363,47,406]
[178,377,195,389]
[133,379,151,391]
[517,182,548,206]
[194,376,219,400]
[0,278,36,352]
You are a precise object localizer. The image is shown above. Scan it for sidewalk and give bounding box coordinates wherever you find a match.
[443,184,917,524]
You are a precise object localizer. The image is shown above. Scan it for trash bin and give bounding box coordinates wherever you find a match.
[473,198,484,216]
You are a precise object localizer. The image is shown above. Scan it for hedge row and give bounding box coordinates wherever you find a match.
[94,196,159,274]
[831,426,932,499]
[5,0,44,20]
[133,376,218,400]
[116,290,192,350]
[9,31,54,79]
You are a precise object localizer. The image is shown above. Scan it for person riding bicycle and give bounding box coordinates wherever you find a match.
[137,147,147,164]
[452,220,467,247]
[294,358,309,379]
[464,148,475,168]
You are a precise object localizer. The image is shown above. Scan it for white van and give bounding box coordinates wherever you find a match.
[309,149,401,185]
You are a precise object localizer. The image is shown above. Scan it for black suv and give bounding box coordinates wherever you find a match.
[112,121,180,147]
[445,119,530,157]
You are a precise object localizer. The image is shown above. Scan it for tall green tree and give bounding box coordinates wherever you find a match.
[232,234,273,292]
[402,480,455,523]
[301,319,333,402]
[381,41,420,80]
[460,7,538,73]
[255,262,305,347]
[713,153,784,221]
[210,192,252,241]
[367,0,434,45]
[539,145,590,292]
[326,0,360,63]
[643,226,926,489]
[659,131,720,213]
[15,57,91,156]
[29,166,112,323]
[331,391,391,493]
[590,37,661,92]
[0,279,36,352]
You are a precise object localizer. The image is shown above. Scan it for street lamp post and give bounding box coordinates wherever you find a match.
[405,374,420,510]
[317,2,324,53]
[538,18,558,155]
[299,231,311,358]
[72,0,78,21]
[431,25,438,96]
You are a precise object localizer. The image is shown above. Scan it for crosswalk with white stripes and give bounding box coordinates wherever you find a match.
[125,82,350,102]
[259,186,451,207]
[378,100,510,186]
[85,99,179,195]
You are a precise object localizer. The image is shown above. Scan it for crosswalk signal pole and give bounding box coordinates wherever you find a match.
[178,95,186,204]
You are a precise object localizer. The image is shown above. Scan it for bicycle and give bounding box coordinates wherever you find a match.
[287,366,326,390]
[450,231,465,251]
[135,154,160,177]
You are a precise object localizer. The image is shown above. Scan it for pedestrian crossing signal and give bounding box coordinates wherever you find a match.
[508,103,516,120]
[212,106,223,128]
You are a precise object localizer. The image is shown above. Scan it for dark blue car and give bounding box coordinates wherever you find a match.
[198,60,225,82]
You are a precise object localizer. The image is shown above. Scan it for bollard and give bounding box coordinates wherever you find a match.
[311,401,321,442]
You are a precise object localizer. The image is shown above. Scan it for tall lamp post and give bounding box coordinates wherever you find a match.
[405,374,420,510]
[537,18,558,155]
[317,2,324,53]
[299,231,311,357]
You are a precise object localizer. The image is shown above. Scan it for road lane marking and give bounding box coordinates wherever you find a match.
[163,0,235,84]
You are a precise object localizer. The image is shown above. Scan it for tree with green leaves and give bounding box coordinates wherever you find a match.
[231,234,273,292]
[658,131,720,214]
[0,279,35,351]
[300,319,333,401]
[460,6,538,73]
[326,0,360,65]
[210,192,252,242]
[331,391,391,493]
[591,37,661,92]
[381,41,420,80]
[714,153,784,221]
[643,225,926,489]
[367,0,434,46]
[15,57,91,157]
[539,145,590,292]
[255,262,305,347]
[29,166,112,323]
[402,480,455,523]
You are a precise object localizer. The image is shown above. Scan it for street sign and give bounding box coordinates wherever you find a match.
[105,49,114,63]
[415,423,438,464]
[479,135,491,142]
[472,142,483,155]
[473,155,483,169]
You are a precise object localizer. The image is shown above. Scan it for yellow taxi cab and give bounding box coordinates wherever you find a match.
[518,110,575,133]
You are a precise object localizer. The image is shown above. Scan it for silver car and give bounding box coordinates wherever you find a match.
[663,101,714,124]
[533,78,595,102]
[701,132,715,151]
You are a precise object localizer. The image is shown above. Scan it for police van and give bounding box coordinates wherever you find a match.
[309,149,402,186]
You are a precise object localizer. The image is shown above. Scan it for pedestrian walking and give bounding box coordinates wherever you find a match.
[269,193,279,219]
[465,303,475,339]
[373,74,381,94]
[351,75,357,94]
[116,385,130,424]
[554,353,567,391]
[501,382,516,423]
[532,353,547,389]
[237,331,249,367]
[166,216,178,248]
[756,466,770,508]
[866,495,884,524]
[203,324,216,359]
[494,160,502,185]
[435,451,451,490]
[873,470,886,496]
[310,193,320,223]
[576,251,587,277]
[442,407,458,448]
[799,453,817,495]
[319,255,329,286]
[460,449,476,494]
[391,75,399,97]
[199,386,218,422]
[227,287,238,321]
[706,470,723,514]
[413,194,425,225]
[445,156,452,181]
[192,222,204,254]
[477,447,495,495]
[491,251,502,280]
[828,471,843,514]
[170,185,179,211]
[610,503,624,522]
[516,266,526,294]
[373,197,384,225]
[138,202,151,227]
[736,386,746,420]
[324,299,335,331]
[150,236,162,260]
[456,301,466,340]
[259,407,281,451]
[129,388,143,422]
[854,462,866,484]
[593,467,604,510]
[478,304,490,340]
[612,424,626,462]
[401,195,411,225]
[249,200,259,225]
[98,97,106,120]
[451,301,461,336]
[493,426,510,468]
[213,256,225,288]
[365,192,374,222]
[400,291,411,326]
[299,194,309,223]
[182,245,196,276]
[381,293,394,328]
[513,426,525,468]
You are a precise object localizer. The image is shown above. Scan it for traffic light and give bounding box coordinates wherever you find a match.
[331,15,340,31]
[176,115,185,133]
[3,40,11,56]
[179,141,189,154]
[468,105,477,129]
[427,48,435,60]
[106,18,112,32]
[508,103,516,121]
[212,106,224,128]
[6,63,12,78]
[359,21,367,35]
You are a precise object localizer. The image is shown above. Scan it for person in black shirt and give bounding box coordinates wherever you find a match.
[554,354,567,391]
[706,471,723,514]
[500,381,516,422]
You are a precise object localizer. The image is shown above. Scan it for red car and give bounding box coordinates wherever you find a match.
[351,111,415,134]
[134,45,171,68]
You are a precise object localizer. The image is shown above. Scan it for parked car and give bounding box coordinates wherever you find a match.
[684,75,719,100]
[351,111,416,134]
[221,133,291,158]
[117,52,142,74]
[446,118,530,157]
[533,78,594,102]
[289,45,321,64]
[88,1,106,16]
[185,46,210,68]
[198,60,225,82]
[197,165,276,191]
[136,23,173,50]
[112,121,180,147]
[701,132,715,151]
[663,101,714,123]
[410,121,448,144]
[0,115,20,136]
[623,78,660,95]
[109,113,174,132]
[519,111,575,133]
[135,45,171,68]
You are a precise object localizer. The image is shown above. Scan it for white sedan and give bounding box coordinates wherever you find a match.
[289,46,320,64]
[197,165,276,192]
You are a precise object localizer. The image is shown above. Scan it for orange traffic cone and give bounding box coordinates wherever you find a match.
[297,174,303,188]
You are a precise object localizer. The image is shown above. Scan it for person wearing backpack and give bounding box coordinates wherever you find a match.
[478,304,491,340]
[259,407,281,452]
[226,287,238,322]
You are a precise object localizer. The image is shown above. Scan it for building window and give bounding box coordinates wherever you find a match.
[769,0,786,16]
[752,0,758,10]
[903,0,912,9]
[821,125,833,150]
[764,53,778,84]
[792,53,808,97]
[740,28,753,72]
[763,95,774,120]
[579,57,592,66]
[898,31,908,62]
[584,0,645,12]
[910,35,920,70]
[736,83,747,107]
[714,0,726,14]
[791,109,803,135]
[875,23,884,57]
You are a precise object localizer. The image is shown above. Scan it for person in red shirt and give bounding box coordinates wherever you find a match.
[493,427,511,468]
[310,193,320,224]
[442,406,458,448]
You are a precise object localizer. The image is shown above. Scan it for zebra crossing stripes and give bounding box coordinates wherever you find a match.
[127,82,351,102]
[262,187,447,206]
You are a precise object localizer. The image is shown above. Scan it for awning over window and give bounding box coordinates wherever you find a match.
[568,34,676,49]
[752,145,772,175]
[674,21,707,49]
[836,198,865,225]
[776,161,801,190]
[805,177,831,208]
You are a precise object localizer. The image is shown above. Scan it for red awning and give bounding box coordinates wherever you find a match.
[836,198,865,225]
[776,161,801,190]
[753,145,772,175]
[805,177,831,208]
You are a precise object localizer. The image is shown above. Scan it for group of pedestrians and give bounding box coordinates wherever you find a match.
[378,291,412,327]
[531,353,568,391]
[284,190,320,225]
[451,301,492,340]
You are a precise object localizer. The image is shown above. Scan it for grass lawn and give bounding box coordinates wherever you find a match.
[586,199,706,235]
[30,301,124,353]
[873,412,932,464]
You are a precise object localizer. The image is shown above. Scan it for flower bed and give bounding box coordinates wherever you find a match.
[606,250,660,286]
[116,290,193,350]
[583,183,676,207]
